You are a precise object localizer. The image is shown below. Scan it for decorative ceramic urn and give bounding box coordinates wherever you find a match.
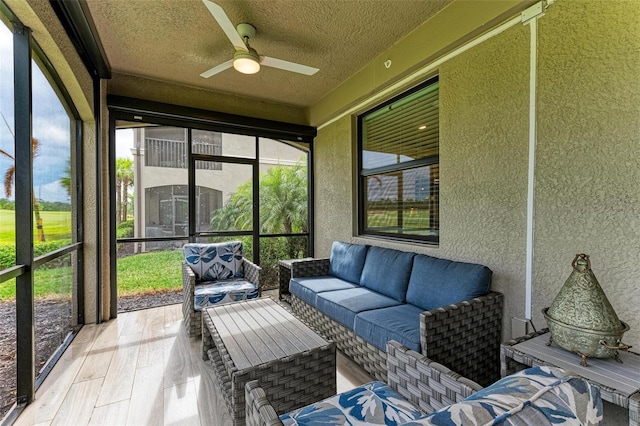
[543,253,631,366]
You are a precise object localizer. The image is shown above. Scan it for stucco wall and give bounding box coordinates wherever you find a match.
[312,0,640,348]
[438,23,530,337]
[533,0,640,348]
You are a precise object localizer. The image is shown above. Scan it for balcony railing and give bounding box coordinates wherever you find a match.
[144,138,221,170]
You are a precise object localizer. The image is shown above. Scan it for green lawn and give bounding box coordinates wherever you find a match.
[367,208,431,229]
[0,262,73,301]
[117,249,183,296]
[0,249,183,301]
[0,209,72,244]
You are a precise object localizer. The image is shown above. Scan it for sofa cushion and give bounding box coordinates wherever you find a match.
[289,276,358,306]
[193,279,258,311]
[280,381,425,426]
[184,241,245,281]
[405,366,603,426]
[329,241,369,284]
[360,246,415,302]
[316,287,402,328]
[354,304,422,352]
[406,254,492,311]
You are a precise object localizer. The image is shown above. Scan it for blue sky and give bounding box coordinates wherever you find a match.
[0,22,71,203]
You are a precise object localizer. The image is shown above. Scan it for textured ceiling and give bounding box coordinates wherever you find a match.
[85,0,453,108]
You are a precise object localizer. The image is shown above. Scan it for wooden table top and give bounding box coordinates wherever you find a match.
[513,333,640,397]
[205,298,330,371]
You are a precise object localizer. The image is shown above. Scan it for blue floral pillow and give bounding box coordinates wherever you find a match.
[183,241,244,281]
[405,366,603,426]
[280,381,424,425]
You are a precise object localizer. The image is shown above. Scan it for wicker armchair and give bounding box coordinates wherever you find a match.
[245,340,483,426]
[289,257,503,387]
[182,241,261,337]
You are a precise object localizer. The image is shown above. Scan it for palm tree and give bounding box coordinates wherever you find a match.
[0,137,46,242]
[115,158,134,223]
[60,160,71,198]
[210,163,308,257]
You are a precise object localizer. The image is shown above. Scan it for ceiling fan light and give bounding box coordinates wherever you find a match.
[233,49,260,74]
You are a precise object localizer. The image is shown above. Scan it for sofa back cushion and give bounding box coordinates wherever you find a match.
[329,241,369,284]
[183,241,245,281]
[406,254,491,311]
[360,246,415,302]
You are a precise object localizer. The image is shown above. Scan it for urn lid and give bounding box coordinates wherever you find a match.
[547,254,624,333]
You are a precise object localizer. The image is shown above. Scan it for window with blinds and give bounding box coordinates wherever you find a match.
[358,77,439,243]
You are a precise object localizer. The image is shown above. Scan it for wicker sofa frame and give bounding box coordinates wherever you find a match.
[289,257,504,387]
[245,339,484,426]
[182,258,261,337]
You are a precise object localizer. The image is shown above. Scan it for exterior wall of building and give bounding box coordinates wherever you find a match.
[310,0,640,353]
[132,129,307,240]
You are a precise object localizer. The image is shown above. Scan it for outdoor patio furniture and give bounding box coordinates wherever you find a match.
[202,297,336,426]
[182,241,261,337]
[288,241,503,386]
[246,340,603,426]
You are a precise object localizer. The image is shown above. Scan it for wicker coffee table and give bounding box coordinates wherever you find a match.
[202,297,336,426]
[501,329,640,426]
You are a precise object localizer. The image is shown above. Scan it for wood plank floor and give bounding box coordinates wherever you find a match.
[14,299,373,426]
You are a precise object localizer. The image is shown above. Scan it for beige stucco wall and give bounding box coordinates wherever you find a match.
[533,0,640,347]
[310,0,640,350]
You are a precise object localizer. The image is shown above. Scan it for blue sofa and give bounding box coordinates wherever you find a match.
[246,340,603,426]
[288,241,503,386]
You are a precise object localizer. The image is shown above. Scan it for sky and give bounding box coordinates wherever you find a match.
[0,22,72,203]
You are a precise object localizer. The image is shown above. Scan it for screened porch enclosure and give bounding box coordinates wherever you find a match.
[113,114,314,313]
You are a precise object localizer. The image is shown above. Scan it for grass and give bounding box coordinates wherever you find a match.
[0,263,73,301]
[0,249,183,301]
[117,249,183,296]
[367,208,431,229]
[0,209,72,244]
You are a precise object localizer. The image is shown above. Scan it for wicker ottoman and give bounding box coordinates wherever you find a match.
[202,298,336,426]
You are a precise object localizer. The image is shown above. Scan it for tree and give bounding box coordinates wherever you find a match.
[60,160,71,198]
[210,163,308,258]
[0,137,46,242]
[115,158,134,223]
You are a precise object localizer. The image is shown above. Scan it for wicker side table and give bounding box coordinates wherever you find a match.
[202,297,336,426]
[501,329,640,426]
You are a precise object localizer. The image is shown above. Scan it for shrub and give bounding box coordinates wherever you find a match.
[0,240,73,269]
[117,220,135,239]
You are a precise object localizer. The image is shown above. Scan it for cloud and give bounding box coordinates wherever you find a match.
[36,180,70,203]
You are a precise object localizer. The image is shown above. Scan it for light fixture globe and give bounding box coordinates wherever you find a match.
[233,48,260,74]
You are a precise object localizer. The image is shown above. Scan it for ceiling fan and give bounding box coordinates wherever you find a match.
[200,0,320,78]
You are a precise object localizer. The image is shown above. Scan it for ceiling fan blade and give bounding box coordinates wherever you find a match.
[200,60,233,78]
[202,0,247,52]
[260,56,319,76]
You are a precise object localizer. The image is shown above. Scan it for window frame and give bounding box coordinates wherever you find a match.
[357,76,440,245]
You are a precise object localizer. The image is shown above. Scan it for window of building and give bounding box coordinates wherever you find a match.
[358,76,439,244]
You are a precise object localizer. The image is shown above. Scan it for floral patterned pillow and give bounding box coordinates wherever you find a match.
[280,381,425,425]
[405,366,603,426]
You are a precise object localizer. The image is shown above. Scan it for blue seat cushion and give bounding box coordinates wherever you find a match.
[316,287,402,328]
[193,279,258,311]
[406,254,492,311]
[360,246,415,302]
[407,366,603,425]
[328,241,369,284]
[354,304,422,352]
[289,276,358,306]
[280,381,425,425]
